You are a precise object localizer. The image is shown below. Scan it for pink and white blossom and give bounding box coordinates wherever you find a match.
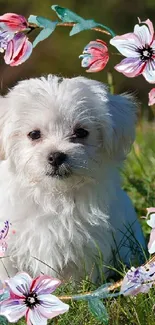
[110,18,155,83]
[148,88,155,106]
[0,221,10,257]
[146,207,155,216]
[4,33,32,66]
[79,39,109,72]
[0,13,28,32]
[0,272,69,324]
[147,212,155,254]
[121,263,155,296]
[0,13,32,66]
[0,30,14,53]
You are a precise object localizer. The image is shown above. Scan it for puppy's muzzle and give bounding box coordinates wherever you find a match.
[48,152,67,167]
[47,151,71,178]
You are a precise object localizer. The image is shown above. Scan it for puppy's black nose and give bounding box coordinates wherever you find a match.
[48,152,67,167]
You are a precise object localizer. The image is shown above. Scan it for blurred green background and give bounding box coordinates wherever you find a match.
[0,0,155,120]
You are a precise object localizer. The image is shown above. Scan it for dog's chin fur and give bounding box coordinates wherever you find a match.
[0,75,145,281]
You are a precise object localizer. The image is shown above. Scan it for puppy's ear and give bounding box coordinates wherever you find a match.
[71,77,136,160]
[0,96,9,160]
[108,93,136,160]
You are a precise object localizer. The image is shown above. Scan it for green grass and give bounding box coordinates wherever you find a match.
[9,122,155,324]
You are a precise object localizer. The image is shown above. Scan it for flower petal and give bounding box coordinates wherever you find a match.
[148,88,155,106]
[147,213,155,228]
[0,30,14,50]
[121,263,155,296]
[5,272,32,298]
[138,18,154,44]
[38,294,69,319]
[31,275,61,295]
[148,239,155,254]
[80,54,91,67]
[26,308,47,325]
[4,33,32,66]
[114,57,145,77]
[142,59,155,83]
[80,39,109,72]
[0,299,26,322]
[11,33,30,60]
[0,13,27,32]
[134,24,153,47]
[121,282,143,296]
[80,52,109,72]
[86,56,109,72]
[146,207,155,215]
[0,220,10,240]
[84,39,108,54]
[148,229,155,253]
[0,239,7,257]
[84,48,107,60]
[110,33,141,57]
[4,37,13,64]
[11,37,32,66]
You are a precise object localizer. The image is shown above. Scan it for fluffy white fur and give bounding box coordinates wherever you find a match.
[0,75,145,281]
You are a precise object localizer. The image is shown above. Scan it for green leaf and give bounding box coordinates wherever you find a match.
[28,15,58,28]
[33,25,57,48]
[88,298,109,324]
[28,15,38,25]
[29,16,58,48]
[36,16,58,29]
[0,316,8,325]
[52,5,116,37]
[70,20,116,37]
[90,283,112,299]
[70,19,98,36]
[72,283,119,301]
[51,5,83,23]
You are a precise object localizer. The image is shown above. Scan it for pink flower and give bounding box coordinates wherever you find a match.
[79,39,109,72]
[0,14,32,66]
[148,88,155,106]
[121,263,155,296]
[110,18,155,83]
[0,13,28,32]
[146,207,155,216]
[0,221,9,257]
[0,30,14,52]
[147,213,155,254]
[0,272,69,324]
[0,240,7,257]
[4,33,32,66]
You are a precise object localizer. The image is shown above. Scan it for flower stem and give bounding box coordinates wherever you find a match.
[58,280,122,301]
[57,22,112,36]
[58,255,155,301]
[28,22,112,36]
[97,23,116,37]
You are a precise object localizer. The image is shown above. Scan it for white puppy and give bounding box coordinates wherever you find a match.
[0,75,145,281]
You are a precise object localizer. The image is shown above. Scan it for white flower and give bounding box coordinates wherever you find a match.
[0,272,69,325]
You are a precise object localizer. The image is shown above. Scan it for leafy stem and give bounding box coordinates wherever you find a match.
[58,279,122,301]
[28,22,113,36]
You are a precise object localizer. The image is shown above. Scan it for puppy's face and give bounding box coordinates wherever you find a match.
[0,75,136,191]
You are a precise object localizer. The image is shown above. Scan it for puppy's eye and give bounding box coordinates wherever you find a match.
[28,130,41,140]
[74,128,89,138]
